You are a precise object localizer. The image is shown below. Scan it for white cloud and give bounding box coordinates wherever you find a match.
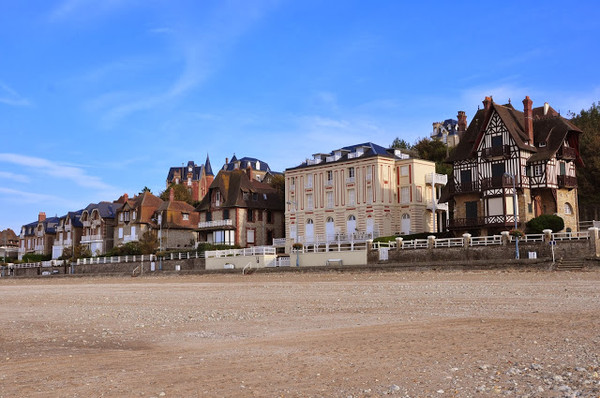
[0,153,114,191]
[0,187,67,205]
[0,82,30,107]
[0,171,30,183]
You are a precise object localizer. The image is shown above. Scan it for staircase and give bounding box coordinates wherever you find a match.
[556,258,585,271]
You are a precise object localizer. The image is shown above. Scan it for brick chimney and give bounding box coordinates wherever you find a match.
[38,212,46,222]
[169,188,174,202]
[457,111,467,135]
[482,96,492,111]
[246,165,252,180]
[523,96,534,145]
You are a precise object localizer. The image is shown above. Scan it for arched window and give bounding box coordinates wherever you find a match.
[347,215,356,234]
[401,213,411,235]
[564,202,573,215]
[305,218,314,242]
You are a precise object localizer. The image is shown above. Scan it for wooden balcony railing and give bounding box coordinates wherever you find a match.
[557,175,577,188]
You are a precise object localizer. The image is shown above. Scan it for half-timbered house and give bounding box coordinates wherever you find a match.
[443,96,582,235]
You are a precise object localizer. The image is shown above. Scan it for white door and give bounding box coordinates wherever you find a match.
[326,217,335,241]
[401,213,411,235]
[366,217,374,235]
[346,215,356,235]
[305,219,314,243]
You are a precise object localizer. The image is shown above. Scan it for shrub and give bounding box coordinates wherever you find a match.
[526,214,564,234]
[21,253,51,263]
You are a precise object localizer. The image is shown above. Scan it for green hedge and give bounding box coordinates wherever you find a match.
[526,214,564,234]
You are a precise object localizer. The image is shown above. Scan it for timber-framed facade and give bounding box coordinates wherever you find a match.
[443,96,582,235]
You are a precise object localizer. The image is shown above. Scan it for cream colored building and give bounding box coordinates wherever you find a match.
[284,142,447,244]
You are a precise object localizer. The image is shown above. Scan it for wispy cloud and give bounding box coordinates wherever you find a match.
[0,82,30,107]
[0,171,30,183]
[0,153,114,191]
[94,1,278,125]
[49,0,128,22]
[0,187,67,205]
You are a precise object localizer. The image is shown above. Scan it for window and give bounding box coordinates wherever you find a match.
[247,210,254,222]
[119,213,123,222]
[266,210,272,223]
[307,193,314,210]
[223,209,229,220]
[491,163,505,178]
[252,193,258,201]
[416,186,422,202]
[215,190,221,206]
[564,202,573,215]
[534,164,543,176]
[491,135,503,147]
[206,211,212,222]
[326,191,334,208]
[123,211,130,222]
[247,229,255,244]
[182,213,189,221]
[348,167,355,178]
[401,187,410,204]
[306,174,313,188]
[559,162,566,176]
[327,170,333,182]
[401,166,409,176]
[366,186,372,204]
[131,226,136,237]
[243,192,249,200]
[132,210,137,220]
[258,210,263,222]
[348,188,355,205]
[118,227,123,239]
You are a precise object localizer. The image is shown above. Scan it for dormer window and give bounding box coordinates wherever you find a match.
[182,213,189,221]
[123,211,130,223]
[132,210,137,220]
[539,142,547,148]
[214,190,221,206]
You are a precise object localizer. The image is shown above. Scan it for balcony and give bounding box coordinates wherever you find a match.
[482,145,511,158]
[448,215,518,230]
[449,181,479,194]
[81,234,102,243]
[346,177,355,184]
[197,219,234,229]
[557,146,576,160]
[82,220,91,227]
[481,175,514,190]
[425,173,448,186]
[426,200,449,212]
[557,175,577,189]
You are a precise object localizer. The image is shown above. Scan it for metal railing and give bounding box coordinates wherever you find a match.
[198,219,233,229]
[205,246,276,258]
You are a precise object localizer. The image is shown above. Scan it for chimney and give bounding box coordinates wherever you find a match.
[482,96,492,110]
[457,111,467,135]
[123,193,128,201]
[543,102,550,116]
[246,166,252,180]
[169,188,174,202]
[38,212,46,222]
[523,96,534,145]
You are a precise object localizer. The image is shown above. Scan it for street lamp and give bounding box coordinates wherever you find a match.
[504,173,519,259]
[286,200,300,267]
[157,212,163,271]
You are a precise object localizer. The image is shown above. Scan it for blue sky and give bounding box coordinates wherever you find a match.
[1,0,599,233]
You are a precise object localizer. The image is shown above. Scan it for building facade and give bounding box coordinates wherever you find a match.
[18,212,59,260]
[443,96,582,235]
[80,202,121,256]
[284,142,447,244]
[52,211,83,259]
[166,156,214,203]
[154,189,199,250]
[114,192,163,247]
[196,168,285,247]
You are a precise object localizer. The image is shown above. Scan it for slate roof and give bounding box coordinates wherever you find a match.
[59,210,84,228]
[286,142,403,171]
[223,156,272,172]
[83,202,122,219]
[446,100,583,165]
[121,192,164,224]
[432,119,459,140]
[196,169,284,212]
[167,156,214,182]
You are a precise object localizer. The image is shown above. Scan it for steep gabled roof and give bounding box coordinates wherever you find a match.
[446,99,582,164]
[196,169,284,211]
[223,156,272,172]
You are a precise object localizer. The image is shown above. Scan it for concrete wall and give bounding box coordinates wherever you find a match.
[205,255,278,270]
[291,250,367,267]
[368,239,595,265]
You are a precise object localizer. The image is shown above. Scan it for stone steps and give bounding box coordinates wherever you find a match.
[556,259,585,271]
